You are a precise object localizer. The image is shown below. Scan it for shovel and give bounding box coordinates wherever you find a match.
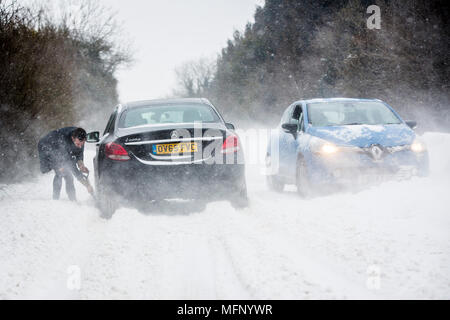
[81,172,96,201]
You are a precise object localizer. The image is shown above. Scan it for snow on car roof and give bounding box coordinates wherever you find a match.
[124,98,212,109]
[296,97,382,104]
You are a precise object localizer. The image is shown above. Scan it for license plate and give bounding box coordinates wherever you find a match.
[153,142,198,155]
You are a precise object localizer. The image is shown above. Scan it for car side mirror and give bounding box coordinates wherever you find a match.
[86,131,100,143]
[225,123,235,130]
[405,120,417,130]
[282,123,298,133]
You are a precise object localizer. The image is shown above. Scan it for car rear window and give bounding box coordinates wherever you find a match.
[118,104,221,128]
[307,101,402,127]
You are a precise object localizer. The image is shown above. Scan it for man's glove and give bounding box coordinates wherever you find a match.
[77,160,89,174]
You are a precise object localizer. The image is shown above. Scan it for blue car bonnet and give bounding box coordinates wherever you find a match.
[308,124,415,148]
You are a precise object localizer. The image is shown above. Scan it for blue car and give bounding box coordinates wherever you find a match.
[266,98,429,196]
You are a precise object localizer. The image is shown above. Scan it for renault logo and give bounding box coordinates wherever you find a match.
[370,145,383,161]
[170,130,179,140]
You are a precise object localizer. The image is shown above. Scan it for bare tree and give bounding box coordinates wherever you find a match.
[173,57,216,97]
[0,0,132,182]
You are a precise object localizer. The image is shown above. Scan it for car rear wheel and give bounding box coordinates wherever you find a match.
[97,176,118,219]
[266,153,284,192]
[296,157,313,198]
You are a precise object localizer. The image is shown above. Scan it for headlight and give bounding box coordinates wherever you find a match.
[310,137,339,155]
[411,139,426,153]
[321,143,339,154]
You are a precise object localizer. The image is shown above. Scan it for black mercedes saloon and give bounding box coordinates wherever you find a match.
[87,98,248,218]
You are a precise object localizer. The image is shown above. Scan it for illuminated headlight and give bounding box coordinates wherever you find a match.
[321,143,339,154]
[410,139,426,153]
[311,137,339,155]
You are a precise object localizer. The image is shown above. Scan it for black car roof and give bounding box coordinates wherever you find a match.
[115,98,226,125]
[122,98,212,110]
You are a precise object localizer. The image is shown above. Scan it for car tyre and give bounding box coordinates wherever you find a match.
[296,157,313,198]
[97,176,117,219]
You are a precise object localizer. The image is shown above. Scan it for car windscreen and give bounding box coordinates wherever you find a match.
[118,104,222,128]
[307,101,402,127]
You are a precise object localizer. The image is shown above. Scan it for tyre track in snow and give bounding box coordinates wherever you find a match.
[77,205,254,299]
[208,205,376,299]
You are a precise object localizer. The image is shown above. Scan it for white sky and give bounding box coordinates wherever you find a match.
[99,0,264,103]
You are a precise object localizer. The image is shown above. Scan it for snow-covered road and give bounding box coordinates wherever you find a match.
[1,132,449,299]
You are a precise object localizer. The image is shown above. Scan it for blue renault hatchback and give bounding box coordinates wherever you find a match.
[266,98,429,197]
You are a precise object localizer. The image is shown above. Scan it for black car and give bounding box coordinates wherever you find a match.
[87,98,248,218]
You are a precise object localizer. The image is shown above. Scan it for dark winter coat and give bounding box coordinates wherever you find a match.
[37,127,84,180]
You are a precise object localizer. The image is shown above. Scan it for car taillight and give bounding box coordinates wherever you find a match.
[221,135,240,154]
[105,142,130,161]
